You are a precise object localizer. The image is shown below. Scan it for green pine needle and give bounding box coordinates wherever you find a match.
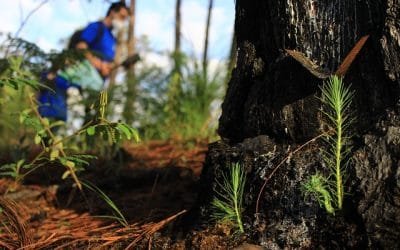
[211,163,246,233]
[304,75,355,214]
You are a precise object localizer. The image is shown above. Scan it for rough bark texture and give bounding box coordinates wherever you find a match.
[219,0,400,143]
[199,105,400,248]
[197,0,400,248]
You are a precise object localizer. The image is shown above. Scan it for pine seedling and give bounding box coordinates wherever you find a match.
[304,75,355,213]
[211,163,246,233]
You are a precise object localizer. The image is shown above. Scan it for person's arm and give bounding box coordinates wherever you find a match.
[76,41,112,77]
[77,23,113,77]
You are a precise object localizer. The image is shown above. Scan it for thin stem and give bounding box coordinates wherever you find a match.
[335,81,343,209]
[29,96,82,190]
[52,120,93,147]
[14,0,49,38]
[232,164,244,232]
[255,131,329,215]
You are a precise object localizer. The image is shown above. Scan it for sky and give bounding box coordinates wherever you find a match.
[0,0,235,62]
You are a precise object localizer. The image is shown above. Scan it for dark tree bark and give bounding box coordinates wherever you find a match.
[219,0,399,143]
[197,0,400,248]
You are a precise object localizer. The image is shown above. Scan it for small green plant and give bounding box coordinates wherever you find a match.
[303,173,334,214]
[212,163,246,233]
[0,160,26,184]
[82,181,128,227]
[303,75,355,214]
[0,79,139,190]
[86,91,139,141]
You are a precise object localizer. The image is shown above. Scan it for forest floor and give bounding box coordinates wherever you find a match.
[0,140,251,249]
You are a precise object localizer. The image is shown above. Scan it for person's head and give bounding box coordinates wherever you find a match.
[105,1,129,30]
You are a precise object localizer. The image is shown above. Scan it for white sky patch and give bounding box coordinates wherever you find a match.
[136,8,174,51]
[144,52,170,69]
[209,6,234,59]
[36,37,54,52]
[180,0,234,60]
[181,0,208,57]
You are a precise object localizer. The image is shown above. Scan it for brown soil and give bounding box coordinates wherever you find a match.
[0,140,248,249]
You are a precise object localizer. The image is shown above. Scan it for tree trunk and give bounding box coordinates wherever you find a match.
[197,0,400,248]
[126,0,136,69]
[109,30,124,86]
[202,0,213,78]
[165,0,184,126]
[219,0,399,143]
[175,0,182,56]
[122,0,136,125]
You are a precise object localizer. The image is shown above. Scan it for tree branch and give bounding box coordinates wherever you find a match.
[14,0,50,38]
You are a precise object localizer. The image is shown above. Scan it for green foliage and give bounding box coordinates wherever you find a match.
[303,75,355,214]
[2,36,85,75]
[0,89,139,188]
[83,91,140,158]
[303,173,334,214]
[212,163,246,233]
[0,57,43,90]
[82,181,128,227]
[141,52,223,141]
[0,159,26,181]
[0,55,45,150]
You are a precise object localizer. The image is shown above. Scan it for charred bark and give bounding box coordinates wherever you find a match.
[196,0,400,248]
[219,0,400,143]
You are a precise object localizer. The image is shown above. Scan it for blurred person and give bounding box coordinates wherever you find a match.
[38,1,129,125]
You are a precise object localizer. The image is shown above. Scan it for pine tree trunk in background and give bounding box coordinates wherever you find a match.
[202,0,213,78]
[127,0,136,70]
[109,30,124,86]
[122,0,136,125]
[174,0,182,57]
[197,0,400,248]
[165,0,183,129]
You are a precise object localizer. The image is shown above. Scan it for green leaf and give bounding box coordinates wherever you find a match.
[87,126,96,136]
[16,159,25,169]
[117,123,131,140]
[50,149,59,161]
[0,163,16,171]
[61,170,70,180]
[50,120,65,129]
[65,160,75,169]
[34,134,42,145]
[42,118,50,127]
[0,172,17,178]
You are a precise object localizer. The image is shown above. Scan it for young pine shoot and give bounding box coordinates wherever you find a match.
[304,75,355,214]
[212,163,246,233]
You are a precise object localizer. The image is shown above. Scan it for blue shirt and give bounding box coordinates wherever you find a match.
[38,75,80,121]
[80,22,116,62]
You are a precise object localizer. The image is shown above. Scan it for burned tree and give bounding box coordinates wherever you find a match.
[197,0,400,248]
